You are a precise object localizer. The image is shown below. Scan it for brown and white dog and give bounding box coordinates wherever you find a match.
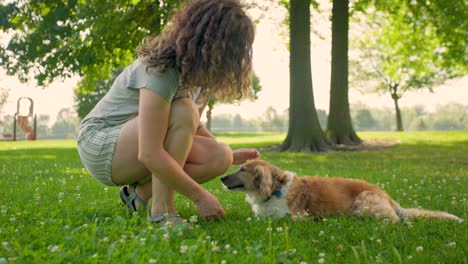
[221,160,462,222]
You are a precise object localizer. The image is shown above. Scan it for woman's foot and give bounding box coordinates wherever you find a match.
[232,148,260,165]
[120,185,148,211]
[148,212,186,226]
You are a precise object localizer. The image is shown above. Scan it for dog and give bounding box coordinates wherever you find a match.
[221,160,462,222]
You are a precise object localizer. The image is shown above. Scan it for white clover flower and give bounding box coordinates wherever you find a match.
[300,262,307,264]
[221,260,227,264]
[447,242,456,248]
[416,246,423,252]
[407,255,413,260]
[276,227,283,233]
[211,245,220,252]
[180,245,188,254]
[190,215,198,224]
[226,204,232,210]
[75,186,80,191]
[318,253,325,258]
[163,234,169,240]
[224,244,231,250]
[177,231,184,237]
[246,217,252,222]
[48,245,59,253]
[318,230,324,236]
[318,258,325,264]
[266,227,272,232]
[2,242,9,250]
[289,248,296,255]
[233,250,238,254]
[139,238,146,242]
[104,187,109,192]
[149,259,157,264]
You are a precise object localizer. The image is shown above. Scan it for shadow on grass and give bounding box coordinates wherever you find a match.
[0,147,81,163]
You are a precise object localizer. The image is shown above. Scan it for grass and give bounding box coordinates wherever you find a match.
[0,131,466,263]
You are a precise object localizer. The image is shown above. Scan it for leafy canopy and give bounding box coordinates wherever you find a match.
[0,0,182,87]
[353,0,467,72]
[350,3,465,98]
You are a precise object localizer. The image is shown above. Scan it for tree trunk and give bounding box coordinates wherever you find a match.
[280,0,329,152]
[390,84,403,131]
[326,0,361,145]
[206,102,213,132]
[392,95,403,131]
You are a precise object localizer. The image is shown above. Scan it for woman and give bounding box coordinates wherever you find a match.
[77,0,259,224]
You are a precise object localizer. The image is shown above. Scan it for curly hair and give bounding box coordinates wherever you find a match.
[137,0,255,103]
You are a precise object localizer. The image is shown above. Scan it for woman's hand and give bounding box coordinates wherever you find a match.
[195,192,226,220]
[232,148,260,165]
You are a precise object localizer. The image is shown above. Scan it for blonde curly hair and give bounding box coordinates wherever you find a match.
[137,0,255,103]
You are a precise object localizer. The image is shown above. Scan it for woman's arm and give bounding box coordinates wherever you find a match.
[195,103,215,138]
[137,89,225,220]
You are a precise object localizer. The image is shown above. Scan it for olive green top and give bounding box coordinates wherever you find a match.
[80,59,180,128]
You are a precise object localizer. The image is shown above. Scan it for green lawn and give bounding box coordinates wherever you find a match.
[0,132,466,263]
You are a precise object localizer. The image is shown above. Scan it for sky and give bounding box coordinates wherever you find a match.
[1,3,467,125]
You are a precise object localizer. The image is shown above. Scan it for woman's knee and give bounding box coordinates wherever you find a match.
[169,98,199,132]
[212,141,233,175]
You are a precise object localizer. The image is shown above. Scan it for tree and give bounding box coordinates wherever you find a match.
[353,109,377,131]
[326,0,361,145]
[354,0,467,73]
[260,106,287,132]
[205,72,262,131]
[51,108,79,138]
[350,6,462,131]
[75,69,122,119]
[280,0,329,152]
[36,114,52,138]
[0,87,8,113]
[0,0,182,86]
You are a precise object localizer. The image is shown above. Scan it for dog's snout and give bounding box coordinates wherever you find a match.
[221,175,228,182]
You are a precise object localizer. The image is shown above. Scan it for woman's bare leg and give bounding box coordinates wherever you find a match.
[111,98,233,215]
[111,98,259,216]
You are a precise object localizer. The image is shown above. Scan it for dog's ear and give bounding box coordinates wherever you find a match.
[273,169,287,189]
[253,166,273,197]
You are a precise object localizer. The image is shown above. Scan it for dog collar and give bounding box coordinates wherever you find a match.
[264,189,282,202]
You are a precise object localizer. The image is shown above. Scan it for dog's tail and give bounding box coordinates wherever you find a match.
[391,200,463,222]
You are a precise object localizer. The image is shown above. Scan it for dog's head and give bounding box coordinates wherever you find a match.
[221,160,288,198]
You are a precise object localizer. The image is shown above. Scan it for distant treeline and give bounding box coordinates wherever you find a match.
[0,103,465,140]
[208,103,467,133]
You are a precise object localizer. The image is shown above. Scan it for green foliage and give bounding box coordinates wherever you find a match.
[51,108,79,139]
[0,132,466,263]
[350,103,467,131]
[0,87,8,113]
[350,5,460,98]
[352,0,467,72]
[0,0,182,86]
[36,114,52,138]
[74,69,123,119]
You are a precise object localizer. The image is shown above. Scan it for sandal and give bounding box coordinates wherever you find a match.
[148,212,185,225]
[119,184,148,212]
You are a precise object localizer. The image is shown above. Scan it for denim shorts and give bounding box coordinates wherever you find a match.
[77,122,122,186]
